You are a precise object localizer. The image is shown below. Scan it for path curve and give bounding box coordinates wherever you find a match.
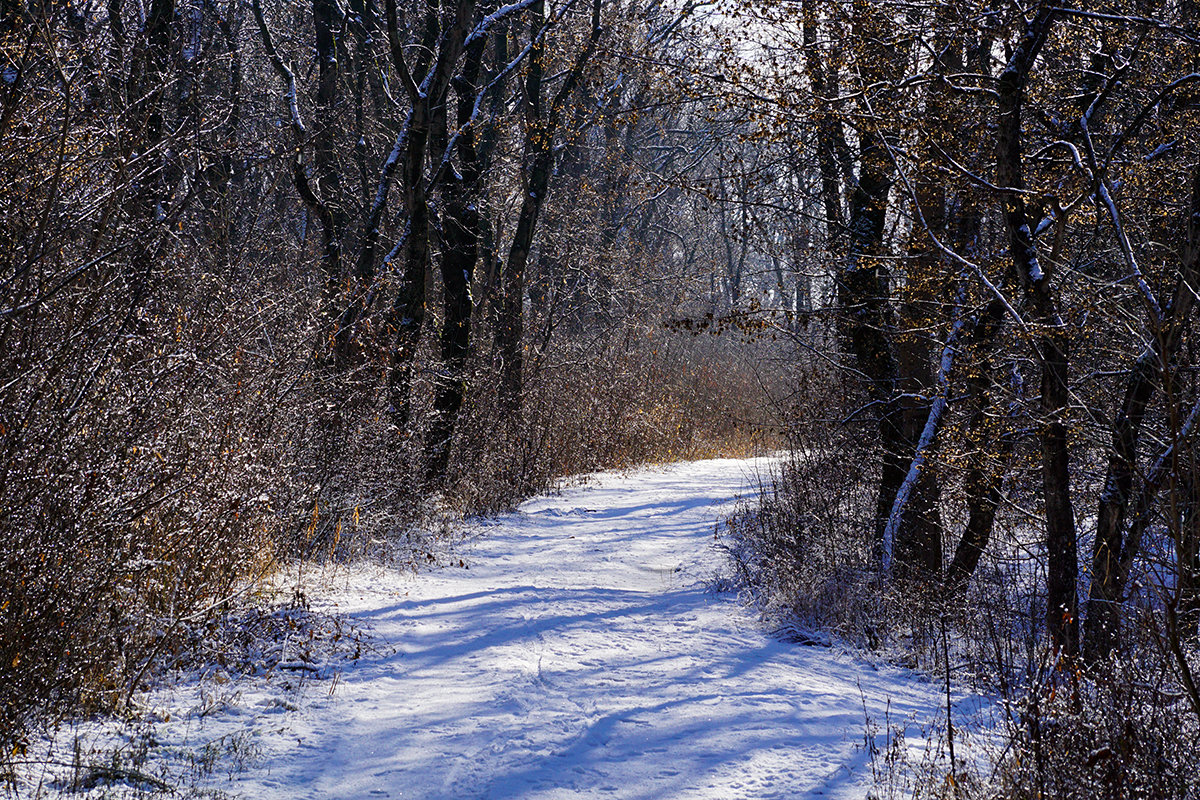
[229,458,940,799]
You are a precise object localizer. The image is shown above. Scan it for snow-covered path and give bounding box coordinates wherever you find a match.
[210,458,942,799]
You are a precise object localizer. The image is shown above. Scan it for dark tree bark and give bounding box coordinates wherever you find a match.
[496,0,548,416]
[938,182,1009,596]
[386,0,477,429]
[944,456,1008,597]
[944,349,1015,597]
[835,3,906,567]
[887,5,982,580]
[497,0,602,415]
[425,32,490,481]
[1178,468,1200,644]
[806,1,948,578]
[253,0,340,322]
[801,0,846,244]
[995,4,1079,657]
[312,0,345,300]
[120,0,175,302]
[890,17,1004,587]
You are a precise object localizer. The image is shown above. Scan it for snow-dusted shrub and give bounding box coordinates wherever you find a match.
[983,646,1200,800]
[0,235,330,756]
[865,579,1200,800]
[719,427,902,648]
[2,305,278,753]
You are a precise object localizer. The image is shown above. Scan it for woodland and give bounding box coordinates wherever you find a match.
[3,0,1200,796]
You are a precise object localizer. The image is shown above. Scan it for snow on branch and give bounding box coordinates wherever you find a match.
[864,90,1029,333]
[1096,178,1163,321]
[465,0,540,46]
[428,33,540,191]
[881,293,969,574]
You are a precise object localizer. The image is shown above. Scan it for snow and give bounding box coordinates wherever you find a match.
[28,457,953,799]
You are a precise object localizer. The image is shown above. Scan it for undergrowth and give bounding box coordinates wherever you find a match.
[722,448,1200,800]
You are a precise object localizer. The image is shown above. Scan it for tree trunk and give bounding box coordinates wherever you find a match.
[995,5,1079,657]
[944,453,1009,597]
[425,34,489,481]
[497,0,601,415]
[497,148,551,414]
[1179,467,1200,644]
[385,0,478,428]
[944,361,1014,597]
[389,102,432,429]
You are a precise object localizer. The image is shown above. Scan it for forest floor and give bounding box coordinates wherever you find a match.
[21,457,967,799]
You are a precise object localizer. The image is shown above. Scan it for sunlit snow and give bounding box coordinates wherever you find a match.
[43,457,953,799]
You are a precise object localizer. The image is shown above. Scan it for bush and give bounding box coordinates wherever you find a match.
[992,651,1200,800]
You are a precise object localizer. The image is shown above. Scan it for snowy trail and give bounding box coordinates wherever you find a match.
[200,458,942,799]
